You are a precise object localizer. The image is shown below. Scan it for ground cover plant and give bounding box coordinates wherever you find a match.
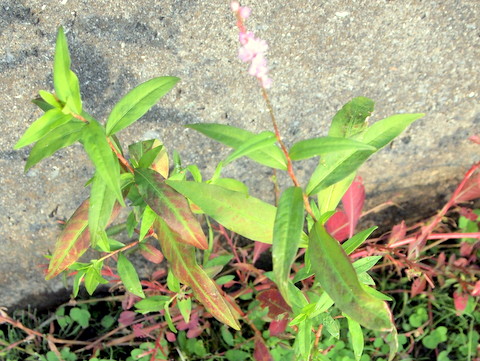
[3,2,480,360]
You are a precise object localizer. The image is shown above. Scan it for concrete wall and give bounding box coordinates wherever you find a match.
[1,0,478,308]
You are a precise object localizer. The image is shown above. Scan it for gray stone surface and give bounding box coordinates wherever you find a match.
[0,1,478,308]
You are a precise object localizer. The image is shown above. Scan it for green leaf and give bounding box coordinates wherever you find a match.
[135,168,208,249]
[134,295,171,314]
[139,205,156,242]
[361,113,424,149]
[211,178,248,194]
[178,297,192,323]
[342,226,378,255]
[308,222,394,331]
[307,113,424,195]
[223,131,277,165]
[25,121,85,171]
[272,187,304,307]
[154,217,240,330]
[187,123,287,170]
[166,180,276,244]
[53,27,82,114]
[352,256,382,274]
[81,119,124,205]
[46,200,91,280]
[306,149,374,195]
[15,108,73,149]
[117,253,145,298]
[88,173,118,247]
[225,350,251,361]
[317,173,355,214]
[84,260,108,295]
[167,269,181,292]
[106,76,179,135]
[328,97,374,138]
[39,90,62,109]
[32,97,55,112]
[289,136,375,161]
[346,314,364,361]
[70,307,90,328]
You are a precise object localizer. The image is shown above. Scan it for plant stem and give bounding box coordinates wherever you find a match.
[261,87,316,220]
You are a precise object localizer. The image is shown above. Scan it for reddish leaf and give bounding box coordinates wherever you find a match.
[253,241,271,264]
[471,280,480,297]
[453,291,469,314]
[469,135,480,145]
[154,218,240,330]
[454,173,480,203]
[460,242,475,257]
[411,276,426,297]
[118,311,136,326]
[135,168,208,249]
[166,331,176,342]
[46,200,90,280]
[269,317,288,336]
[342,176,365,238]
[254,335,274,361]
[459,207,478,221]
[257,289,291,318]
[388,221,407,245]
[325,211,349,242]
[139,243,164,264]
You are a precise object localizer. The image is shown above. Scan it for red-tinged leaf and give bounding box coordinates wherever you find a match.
[471,280,480,296]
[269,317,288,336]
[469,135,480,145]
[411,276,426,298]
[460,242,475,257]
[257,289,291,318]
[388,221,407,245]
[135,168,208,249]
[154,218,240,330]
[254,335,274,361]
[325,211,349,242]
[118,311,136,326]
[453,291,469,314]
[46,200,90,280]
[342,176,365,238]
[139,243,164,264]
[309,222,394,331]
[459,207,478,221]
[454,173,480,203]
[253,241,271,264]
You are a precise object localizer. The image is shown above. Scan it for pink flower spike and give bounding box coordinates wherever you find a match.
[232,2,272,89]
[239,6,251,19]
[231,1,240,12]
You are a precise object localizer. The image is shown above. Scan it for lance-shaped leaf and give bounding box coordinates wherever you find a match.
[308,222,394,331]
[317,173,355,214]
[46,200,121,280]
[289,136,374,161]
[117,253,145,298]
[46,200,90,280]
[166,180,276,244]
[223,131,277,165]
[186,123,287,170]
[272,187,304,306]
[53,27,82,114]
[154,218,240,330]
[82,119,124,205]
[328,97,374,138]
[307,113,424,195]
[25,121,85,172]
[15,108,73,149]
[88,172,118,247]
[135,168,207,249]
[129,139,169,178]
[106,76,179,136]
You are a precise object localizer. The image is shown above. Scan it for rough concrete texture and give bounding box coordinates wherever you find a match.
[0,1,478,308]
